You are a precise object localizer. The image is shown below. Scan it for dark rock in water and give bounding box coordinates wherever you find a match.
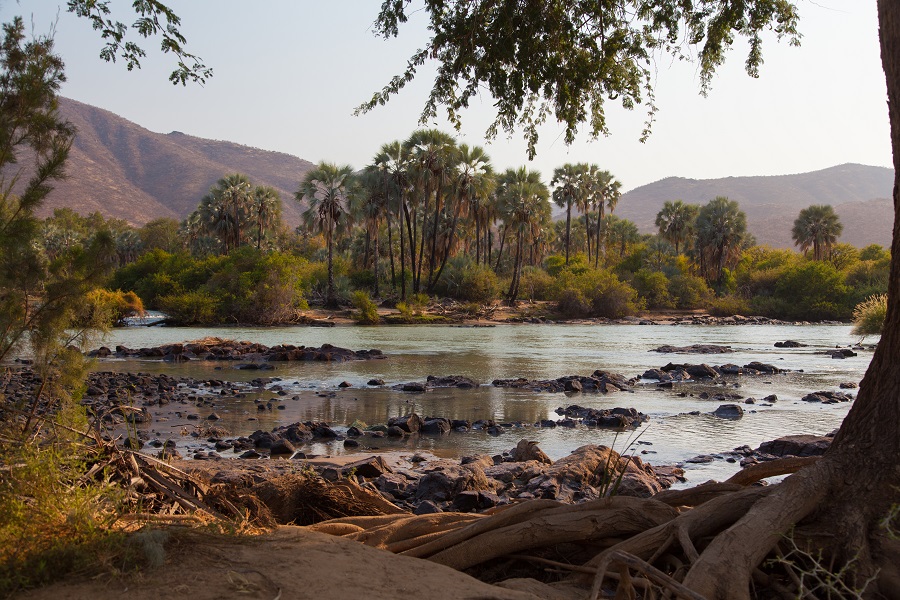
[250,430,279,448]
[425,375,479,389]
[651,344,733,354]
[774,340,807,348]
[839,382,859,389]
[239,450,261,459]
[763,394,778,403]
[342,455,393,478]
[487,425,505,435]
[712,404,744,419]
[367,378,385,386]
[269,439,296,455]
[555,405,648,428]
[206,412,221,421]
[538,419,557,428]
[421,418,451,435]
[743,361,785,374]
[758,435,832,457]
[338,381,352,388]
[564,378,583,393]
[450,419,471,430]
[830,348,858,359]
[386,425,405,437]
[346,426,362,437]
[343,438,360,448]
[399,382,427,393]
[685,455,715,464]
[801,391,854,404]
[661,363,719,379]
[389,413,424,433]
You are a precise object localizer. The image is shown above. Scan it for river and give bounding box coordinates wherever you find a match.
[94,322,871,484]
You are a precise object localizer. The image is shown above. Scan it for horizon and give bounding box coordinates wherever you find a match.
[0,2,891,193]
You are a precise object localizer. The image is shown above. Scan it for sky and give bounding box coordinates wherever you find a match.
[1,1,892,193]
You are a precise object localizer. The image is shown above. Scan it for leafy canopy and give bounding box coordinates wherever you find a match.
[359,0,800,157]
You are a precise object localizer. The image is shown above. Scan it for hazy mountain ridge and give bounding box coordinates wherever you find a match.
[614,164,894,248]
[40,98,314,226]
[39,99,894,248]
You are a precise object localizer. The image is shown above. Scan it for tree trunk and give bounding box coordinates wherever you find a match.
[681,8,900,597]
[399,195,407,301]
[565,201,571,265]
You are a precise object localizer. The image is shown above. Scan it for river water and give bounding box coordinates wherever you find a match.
[95,323,871,484]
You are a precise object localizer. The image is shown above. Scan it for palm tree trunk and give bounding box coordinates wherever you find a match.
[399,195,406,301]
[373,224,380,298]
[495,224,508,272]
[565,201,572,265]
[427,173,444,288]
[594,206,604,267]
[431,192,466,292]
[475,212,481,265]
[386,204,396,290]
[585,212,592,259]
[416,182,431,294]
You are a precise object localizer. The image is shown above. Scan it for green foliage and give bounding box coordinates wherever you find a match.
[859,244,890,262]
[112,248,308,324]
[752,261,850,321]
[708,295,751,317]
[433,257,500,302]
[667,274,712,309]
[396,293,430,319]
[351,290,380,324]
[632,269,673,309]
[553,267,643,318]
[83,289,145,325]
[792,205,843,262]
[363,1,799,157]
[519,266,555,301]
[852,294,887,340]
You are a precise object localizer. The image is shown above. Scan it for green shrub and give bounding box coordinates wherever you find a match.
[519,266,555,301]
[158,290,219,324]
[770,261,850,320]
[434,257,500,302]
[632,269,673,309]
[351,290,380,324]
[708,295,751,316]
[553,267,642,318]
[852,294,887,340]
[668,274,712,309]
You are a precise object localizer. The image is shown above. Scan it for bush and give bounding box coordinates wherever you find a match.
[434,257,500,302]
[708,295,751,317]
[519,266,555,301]
[158,290,219,324]
[668,274,712,309]
[553,267,642,318]
[82,289,145,325]
[351,290,380,324]
[852,294,887,340]
[632,269,673,309]
[770,261,850,320]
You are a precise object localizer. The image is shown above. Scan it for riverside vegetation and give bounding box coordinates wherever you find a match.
[1,2,899,600]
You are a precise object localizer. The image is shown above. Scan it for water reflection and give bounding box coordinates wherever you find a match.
[97,323,870,482]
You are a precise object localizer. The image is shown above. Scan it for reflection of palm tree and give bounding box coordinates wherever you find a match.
[250,186,281,250]
[655,200,699,256]
[792,204,843,261]
[297,162,355,307]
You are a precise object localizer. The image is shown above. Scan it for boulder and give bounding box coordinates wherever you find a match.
[712,404,744,419]
[509,439,552,465]
[421,418,452,435]
[757,435,832,457]
[389,413,425,433]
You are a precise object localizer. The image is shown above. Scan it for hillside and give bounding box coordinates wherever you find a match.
[613,164,894,248]
[37,98,315,226]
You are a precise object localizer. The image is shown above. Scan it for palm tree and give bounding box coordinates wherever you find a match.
[250,186,281,250]
[551,163,583,265]
[199,173,253,254]
[792,204,843,261]
[591,169,622,266]
[497,167,550,304]
[695,196,748,284]
[655,200,699,255]
[431,144,494,289]
[604,215,640,257]
[403,129,457,293]
[297,162,355,307]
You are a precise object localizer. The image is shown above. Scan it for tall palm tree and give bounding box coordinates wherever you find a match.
[198,173,253,254]
[431,144,494,290]
[250,185,281,250]
[551,163,585,265]
[695,196,748,284]
[498,167,550,304]
[792,204,843,261]
[403,129,457,293]
[297,162,355,307]
[655,200,699,255]
[604,215,639,257]
[591,169,622,266]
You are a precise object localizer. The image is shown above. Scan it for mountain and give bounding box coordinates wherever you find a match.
[35,97,315,226]
[612,164,894,248]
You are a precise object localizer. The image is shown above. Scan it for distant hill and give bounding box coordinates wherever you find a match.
[611,164,894,248]
[34,97,315,226]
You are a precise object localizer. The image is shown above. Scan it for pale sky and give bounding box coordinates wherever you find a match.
[2,1,892,192]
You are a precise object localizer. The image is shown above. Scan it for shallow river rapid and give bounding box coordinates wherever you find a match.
[96,322,871,484]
